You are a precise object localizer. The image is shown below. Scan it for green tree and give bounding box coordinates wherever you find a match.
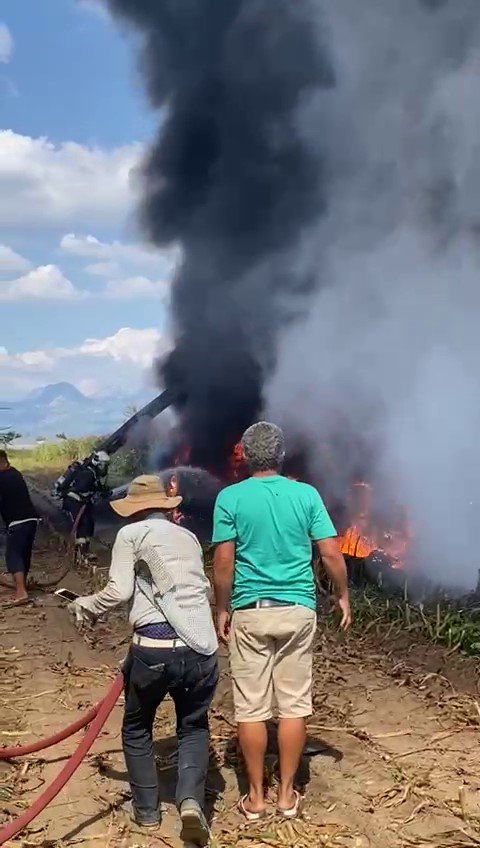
[0,430,22,447]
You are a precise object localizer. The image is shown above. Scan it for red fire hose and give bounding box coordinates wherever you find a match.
[0,697,101,760]
[0,504,122,844]
[0,672,123,846]
[67,503,86,555]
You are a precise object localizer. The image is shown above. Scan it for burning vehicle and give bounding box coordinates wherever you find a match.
[88,0,480,603]
[60,387,413,583]
[337,481,413,590]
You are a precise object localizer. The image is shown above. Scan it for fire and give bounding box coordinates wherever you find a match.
[229,442,245,480]
[374,514,412,568]
[166,474,179,498]
[166,441,410,570]
[339,525,376,559]
[337,481,411,568]
[338,483,375,557]
[166,473,185,525]
[171,441,246,483]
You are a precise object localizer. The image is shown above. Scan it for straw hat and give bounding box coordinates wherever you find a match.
[110,474,182,518]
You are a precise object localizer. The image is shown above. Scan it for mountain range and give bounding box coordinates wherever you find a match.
[0,382,155,441]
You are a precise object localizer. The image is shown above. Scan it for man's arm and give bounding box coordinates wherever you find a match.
[73,528,135,618]
[314,537,351,630]
[213,541,235,643]
[307,486,351,630]
[213,541,235,612]
[211,490,237,642]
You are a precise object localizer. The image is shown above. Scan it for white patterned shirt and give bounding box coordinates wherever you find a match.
[77,513,218,656]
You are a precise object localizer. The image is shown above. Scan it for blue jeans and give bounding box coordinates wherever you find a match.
[122,644,218,823]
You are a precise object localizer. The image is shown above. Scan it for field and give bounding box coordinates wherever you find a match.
[9,438,144,489]
[337,581,480,659]
[9,442,480,662]
[1,488,480,848]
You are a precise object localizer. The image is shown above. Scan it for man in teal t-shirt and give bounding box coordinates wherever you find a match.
[213,474,336,612]
[213,422,350,823]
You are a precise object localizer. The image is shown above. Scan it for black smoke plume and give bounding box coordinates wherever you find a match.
[106,0,333,470]
[105,0,480,593]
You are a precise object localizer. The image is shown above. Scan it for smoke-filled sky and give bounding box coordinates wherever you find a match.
[268,0,480,588]
[108,0,480,589]
[107,0,334,470]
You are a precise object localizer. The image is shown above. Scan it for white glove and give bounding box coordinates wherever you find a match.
[68,598,97,627]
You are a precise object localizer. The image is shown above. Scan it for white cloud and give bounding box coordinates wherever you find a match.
[85,261,122,277]
[0,24,13,64]
[0,265,83,302]
[1,327,164,370]
[60,233,175,299]
[0,328,170,397]
[0,347,54,370]
[0,244,31,274]
[61,233,178,272]
[16,350,55,368]
[0,249,167,302]
[0,327,166,370]
[0,131,142,229]
[102,276,169,301]
[75,327,165,367]
[18,350,55,368]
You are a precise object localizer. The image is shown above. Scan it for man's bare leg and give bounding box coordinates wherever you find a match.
[237,721,268,814]
[13,572,28,603]
[277,718,306,810]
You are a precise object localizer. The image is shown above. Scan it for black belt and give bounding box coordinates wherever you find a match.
[236,599,296,611]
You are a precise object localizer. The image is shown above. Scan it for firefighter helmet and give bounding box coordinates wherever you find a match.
[90,450,110,473]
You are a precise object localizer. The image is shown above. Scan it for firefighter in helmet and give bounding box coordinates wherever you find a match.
[54,450,111,559]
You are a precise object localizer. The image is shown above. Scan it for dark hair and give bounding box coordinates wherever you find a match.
[0,450,8,463]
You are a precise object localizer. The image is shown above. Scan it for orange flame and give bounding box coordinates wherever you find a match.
[337,481,410,568]
[338,525,376,559]
[228,441,246,481]
[166,473,184,524]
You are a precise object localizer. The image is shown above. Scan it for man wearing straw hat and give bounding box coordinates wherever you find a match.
[69,475,218,846]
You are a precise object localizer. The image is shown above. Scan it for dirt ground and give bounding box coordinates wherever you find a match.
[1,525,480,848]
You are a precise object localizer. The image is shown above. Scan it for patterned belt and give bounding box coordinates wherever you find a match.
[135,622,178,639]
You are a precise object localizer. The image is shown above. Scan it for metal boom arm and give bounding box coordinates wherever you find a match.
[96,388,179,456]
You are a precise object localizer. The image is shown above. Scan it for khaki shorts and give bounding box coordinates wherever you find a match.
[229,605,317,722]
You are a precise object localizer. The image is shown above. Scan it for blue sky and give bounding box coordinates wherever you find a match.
[0,0,173,399]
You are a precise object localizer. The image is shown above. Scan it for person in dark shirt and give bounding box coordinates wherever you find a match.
[0,450,38,604]
[60,451,111,559]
